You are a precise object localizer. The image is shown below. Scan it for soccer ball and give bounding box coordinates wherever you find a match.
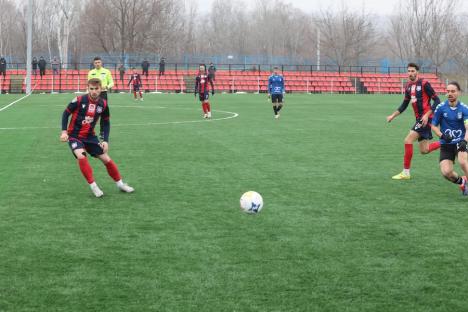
[240,191,263,214]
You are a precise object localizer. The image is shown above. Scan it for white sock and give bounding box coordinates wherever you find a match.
[403,169,410,176]
[89,182,97,188]
[116,179,124,187]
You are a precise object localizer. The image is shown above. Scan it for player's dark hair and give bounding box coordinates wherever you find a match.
[93,56,101,61]
[88,78,102,86]
[407,62,419,71]
[448,81,462,91]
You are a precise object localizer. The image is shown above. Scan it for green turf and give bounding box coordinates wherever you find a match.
[1,92,468,311]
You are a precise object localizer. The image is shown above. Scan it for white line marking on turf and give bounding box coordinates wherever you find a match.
[0,109,239,130]
[0,93,32,112]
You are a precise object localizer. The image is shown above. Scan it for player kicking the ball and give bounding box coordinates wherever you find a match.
[60,78,134,197]
[431,81,468,195]
[194,64,215,119]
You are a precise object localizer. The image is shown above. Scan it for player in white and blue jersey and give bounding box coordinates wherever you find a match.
[431,81,468,195]
[268,66,285,119]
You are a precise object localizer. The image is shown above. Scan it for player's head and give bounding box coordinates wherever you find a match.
[447,81,461,103]
[273,66,279,75]
[93,57,102,69]
[407,62,419,81]
[199,64,206,72]
[87,78,102,99]
[131,67,136,73]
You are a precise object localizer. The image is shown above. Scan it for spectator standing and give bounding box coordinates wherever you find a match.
[0,56,6,78]
[32,57,38,76]
[141,59,150,77]
[38,56,47,78]
[118,64,126,83]
[208,62,216,81]
[51,56,60,75]
[159,57,165,76]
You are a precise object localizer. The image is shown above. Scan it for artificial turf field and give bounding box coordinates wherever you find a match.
[1,92,468,311]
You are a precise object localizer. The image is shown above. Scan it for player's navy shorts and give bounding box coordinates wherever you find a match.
[271,94,283,103]
[68,136,104,158]
[199,92,209,102]
[440,143,459,162]
[411,119,433,141]
[133,85,141,92]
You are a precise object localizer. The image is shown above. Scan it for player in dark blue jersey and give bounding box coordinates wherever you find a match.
[268,66,285,119]
[60,78,134,197]
[431,81,468,195]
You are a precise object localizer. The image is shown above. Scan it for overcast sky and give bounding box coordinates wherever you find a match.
[197,0,468,15]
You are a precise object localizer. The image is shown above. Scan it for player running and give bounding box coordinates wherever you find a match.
[268,66,285,119]
[431,81,468,195]
[60,78,134,198]
[128,68,144,101]
[194,64,215,119]
[386,62,441,180]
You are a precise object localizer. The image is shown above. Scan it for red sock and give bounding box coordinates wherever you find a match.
[205,102,211,112]
[139,91,142,98]
[428,141,441,152]
[202,103,207,113]
[105,159,121,182]
[404,144,413,170]
[78,158,94,184]
[133,92,137,98]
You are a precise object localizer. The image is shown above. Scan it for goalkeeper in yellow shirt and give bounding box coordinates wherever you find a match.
[88,56,114,101]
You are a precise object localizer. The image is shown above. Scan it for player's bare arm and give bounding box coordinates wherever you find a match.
[420,110,432,126]
[386,111,400,122]
[60,130,68,142]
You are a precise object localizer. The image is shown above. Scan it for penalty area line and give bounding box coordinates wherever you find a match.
[0,93,32,112]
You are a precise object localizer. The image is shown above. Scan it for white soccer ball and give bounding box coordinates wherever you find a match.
[240,191,264,214]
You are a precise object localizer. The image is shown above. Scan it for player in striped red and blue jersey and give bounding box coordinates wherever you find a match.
[128,68,143,101]
[195,64,215,119]
[60,78,134,197]
[386,62,441,180]
[431,81,468,195]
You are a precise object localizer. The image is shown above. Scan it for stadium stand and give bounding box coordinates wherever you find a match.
[0,69,446,94]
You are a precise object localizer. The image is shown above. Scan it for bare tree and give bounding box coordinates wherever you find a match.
[315,5,376,67]
[388,0,462,67]
[0,0,22,58]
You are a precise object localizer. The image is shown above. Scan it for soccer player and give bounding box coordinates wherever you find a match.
[268,66,285,119]
[128,68,144,101]
[88,56,114,101]
[386,62,441,180]
[431,81,468,195]
[60,78,134,198]
[194,64,215,119]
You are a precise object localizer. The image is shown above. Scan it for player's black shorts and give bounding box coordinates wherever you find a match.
[440,143,460,162]
[411,119,433,141]
[271,94,283,103]
[100,91,108,100]
[68,136,104,158]
[199,92,209,102]
[132,85,141,92]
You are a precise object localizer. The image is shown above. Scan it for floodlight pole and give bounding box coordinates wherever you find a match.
[26,0,33,94]
[316,28,320,71]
